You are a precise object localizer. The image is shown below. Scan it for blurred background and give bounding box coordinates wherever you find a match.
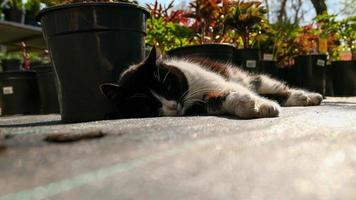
[0,0,355,117]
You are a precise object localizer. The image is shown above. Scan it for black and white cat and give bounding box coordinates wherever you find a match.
[100,47,323,119]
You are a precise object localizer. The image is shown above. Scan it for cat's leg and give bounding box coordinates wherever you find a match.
[203,87,280,119]
[249,74,323,106]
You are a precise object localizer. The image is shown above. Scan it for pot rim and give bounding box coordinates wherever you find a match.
[332,60,356,63]
[296,54,328,57]
[36,2,150,22]
[0,71,36,76]
[168,43,236,52]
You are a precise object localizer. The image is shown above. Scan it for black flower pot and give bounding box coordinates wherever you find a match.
[167,44,237,65]
[32,64,60,114]
[3,7,24,23]
[0,71,40,116]
[1,59,22,72]
[37,3,149,123]
[25,10,40,26]
[261,60,279,79]
[294,55,327,96]
[325,65,334,96]
[332,61,356,96]
[277,66,299,87]
[234,48,260,73]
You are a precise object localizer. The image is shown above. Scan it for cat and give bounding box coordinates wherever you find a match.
[100,47,323,119]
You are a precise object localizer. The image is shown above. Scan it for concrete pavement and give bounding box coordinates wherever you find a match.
[0,97,355,200]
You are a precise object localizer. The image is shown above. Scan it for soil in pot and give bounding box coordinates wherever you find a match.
[1,59,22,72]
[37,2,149,123]
[32,64,60,114]
[0,71,40,116]
[332,61,356,96]
[167,44,237,65]
[294,55,327,96]
[234,48,260,73]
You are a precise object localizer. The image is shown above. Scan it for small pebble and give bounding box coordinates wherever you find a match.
[44,131,106,143]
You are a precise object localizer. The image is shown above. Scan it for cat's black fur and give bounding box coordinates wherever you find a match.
[101,48,190,118]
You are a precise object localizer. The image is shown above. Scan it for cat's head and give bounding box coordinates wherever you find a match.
[100,47,188,118]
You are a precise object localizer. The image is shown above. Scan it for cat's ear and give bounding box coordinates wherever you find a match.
[144,46,163,66]
[100,83,127,102]
[145,46,157,66]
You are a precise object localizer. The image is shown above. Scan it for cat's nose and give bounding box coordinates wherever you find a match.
[167,102,178,110]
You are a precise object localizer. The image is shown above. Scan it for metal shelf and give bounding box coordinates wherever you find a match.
[0,20,46,51]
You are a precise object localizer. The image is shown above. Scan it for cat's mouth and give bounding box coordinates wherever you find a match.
[161,103,183,117]
[151,90,183,117]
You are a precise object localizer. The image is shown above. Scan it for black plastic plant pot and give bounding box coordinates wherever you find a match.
[3,7,24,23]
[0,71,40,116]
[294,55,327,96]
[332,61,356,96]
[325,65,334,96]
[25,10,40,26]
[167,44,237,65]
[261,61,279,79]
[1,59,22,71]
[234,48,261,73]
[278,66,299,87]
[32,64,60,114]
[37,3,149,123]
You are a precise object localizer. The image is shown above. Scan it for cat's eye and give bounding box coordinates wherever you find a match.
[126,94,150,100]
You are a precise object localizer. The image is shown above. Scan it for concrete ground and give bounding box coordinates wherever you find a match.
[0,97,355,200]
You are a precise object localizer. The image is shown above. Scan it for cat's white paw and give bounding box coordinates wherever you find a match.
[255,99,280,118]
[225,93,280,119]
[285,90,323,106]
[308,92,323,105]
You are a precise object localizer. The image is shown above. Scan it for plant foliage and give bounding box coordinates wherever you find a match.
[224,0,268,48]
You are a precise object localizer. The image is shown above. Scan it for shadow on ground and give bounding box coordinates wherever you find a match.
[0,120,62,128]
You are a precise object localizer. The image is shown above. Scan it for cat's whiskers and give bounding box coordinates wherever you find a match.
[179,88,191,102]
[178,78,210,102]
[184,99,206,104]
[182,87,215,104]
[183,90,212,102]
[183,87,214,100]
[154,66,161,82]
[162,67,172,84]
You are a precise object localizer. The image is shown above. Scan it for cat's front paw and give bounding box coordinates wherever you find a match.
[284,90,323,106]
[225,93,280,119]
[256,99,280,118]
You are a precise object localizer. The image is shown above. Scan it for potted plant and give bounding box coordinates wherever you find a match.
[314,14,340,96]
[25,0,41,26]
[145,0,193,52]
[1,0,24,23]
[0,5,4,19]
[224,0,268,72]
[254,19,278,77]
[293,23,328,96]
[0,70,41,116]
[264,22,302,87]
[0,47,40,116]
[332,16,356,96]
[0,52,22,71]
[29,51,60,114]
[37,0,149,122]
[167,0,237,64]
